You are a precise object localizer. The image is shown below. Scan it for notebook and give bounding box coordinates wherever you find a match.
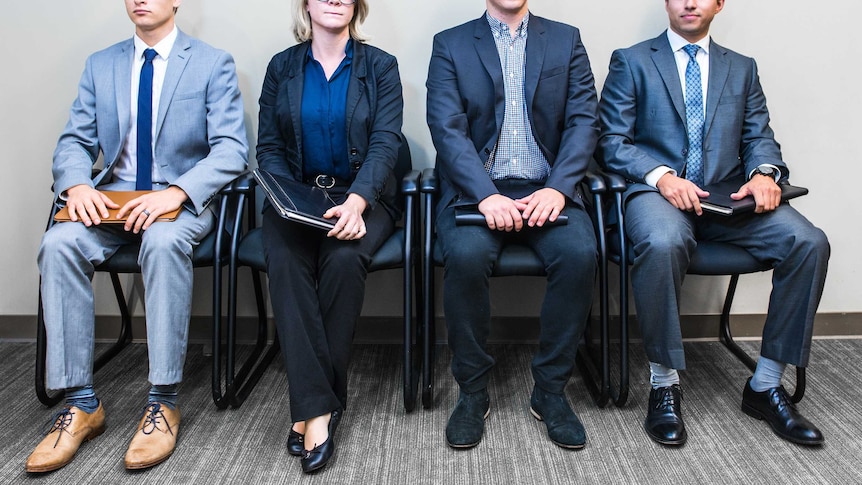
[454,206,568,226]
[699,176,809,216]
[253,169,337,230]
[53,191,182,223]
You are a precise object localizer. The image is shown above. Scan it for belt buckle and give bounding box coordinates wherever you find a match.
[314,174,336,189]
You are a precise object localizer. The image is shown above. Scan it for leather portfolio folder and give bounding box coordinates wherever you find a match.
[54,191,182,223]
[253,169,337,230]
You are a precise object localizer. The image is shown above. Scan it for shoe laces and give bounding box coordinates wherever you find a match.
[140,402,174,436]
[769,387,794,413]
[655,387,680,410]
[45,407,75,448]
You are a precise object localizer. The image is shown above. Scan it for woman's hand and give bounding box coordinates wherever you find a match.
[324,193,369,240]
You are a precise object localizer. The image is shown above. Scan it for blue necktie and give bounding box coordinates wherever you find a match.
[682,44,704,187]
[136,48,157,190]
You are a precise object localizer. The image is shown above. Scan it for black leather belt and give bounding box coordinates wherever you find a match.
[305,174,348,189]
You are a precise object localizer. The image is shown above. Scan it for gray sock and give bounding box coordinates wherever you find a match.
[148,384,179,409]
[65,385,99,413]
[649,362,680,389]
[750,357,786,392]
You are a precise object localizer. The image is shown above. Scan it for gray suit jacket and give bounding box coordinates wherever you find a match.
[597,32,787,202]
[52,29,248,214]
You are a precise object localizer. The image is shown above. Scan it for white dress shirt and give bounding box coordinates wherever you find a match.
[113,27,178,185]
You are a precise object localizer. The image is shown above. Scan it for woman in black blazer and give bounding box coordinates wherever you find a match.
[256,0,403,473]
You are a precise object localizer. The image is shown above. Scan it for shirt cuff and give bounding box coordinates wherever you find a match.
[645,166,677,188]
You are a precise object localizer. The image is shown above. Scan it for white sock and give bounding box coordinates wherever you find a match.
[649,362,680,389]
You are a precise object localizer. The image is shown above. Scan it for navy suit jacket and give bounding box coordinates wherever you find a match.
[426,14,599,214]
[256,40,404,220]
[52,29,248,215]
[598,32,787,202]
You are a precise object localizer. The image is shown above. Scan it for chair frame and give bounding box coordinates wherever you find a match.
[217,165,423,411]
[35,189,236,407]
[603,172,805,406]
[419,168,617,409]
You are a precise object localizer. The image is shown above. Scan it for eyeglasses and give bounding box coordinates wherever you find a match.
[316,0,356,5]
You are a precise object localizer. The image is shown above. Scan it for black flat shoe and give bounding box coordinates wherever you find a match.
[287,427,304,457]
[644,384,687,446]
[300,410,341,473]
[741,378,823,446]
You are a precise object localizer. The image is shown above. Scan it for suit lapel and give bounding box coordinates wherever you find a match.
[473,18,505,128]
[346,41,366,144]
[703,40,729,140]
[650,33,686,125]
[112,39,134,167]
[286,43,309,175]
[155,29,191,141]
[524,15,546,112]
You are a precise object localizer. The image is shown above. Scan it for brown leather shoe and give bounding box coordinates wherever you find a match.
[124,402,181,470]
[26,402,106,473]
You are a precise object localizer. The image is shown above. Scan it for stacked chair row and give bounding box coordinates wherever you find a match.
[34,154,806,412]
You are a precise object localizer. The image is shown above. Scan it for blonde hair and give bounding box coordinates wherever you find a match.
[292,0,369,43]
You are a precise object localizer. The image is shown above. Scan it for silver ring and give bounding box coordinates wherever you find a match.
[143,209,151,217]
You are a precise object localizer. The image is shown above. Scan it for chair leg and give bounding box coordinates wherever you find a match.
[718,274,806,403]
[612,191,630,407]
[229,268,279,407]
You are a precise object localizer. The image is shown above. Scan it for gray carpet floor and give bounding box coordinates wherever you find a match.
[1,339,861,484]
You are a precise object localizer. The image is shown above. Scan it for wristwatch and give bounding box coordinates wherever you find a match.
[752,166,776,179]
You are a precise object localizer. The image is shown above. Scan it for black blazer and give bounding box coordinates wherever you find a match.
[256,40,404,219]
[426,14,599,214]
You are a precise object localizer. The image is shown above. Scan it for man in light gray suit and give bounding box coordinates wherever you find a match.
[598,0,828,447]
[26,0,247,472]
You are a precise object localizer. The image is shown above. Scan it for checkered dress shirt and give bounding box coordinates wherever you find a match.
[485,12,550,181]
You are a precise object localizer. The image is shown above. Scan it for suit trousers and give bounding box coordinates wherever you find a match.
[262,202,394,422]
[38,197,215,390]
[436,203,597,395]
[624,191,830,370]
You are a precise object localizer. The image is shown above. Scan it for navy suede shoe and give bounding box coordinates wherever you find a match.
[446,389,490,449]
[529,386,586,449]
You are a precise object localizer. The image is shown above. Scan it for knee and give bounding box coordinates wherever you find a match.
[795,225,830,261]
[139,227,193,262]
[38,224,86,268]
[634,228,693,260]
[442,239,496,275]
[324,244,369,275]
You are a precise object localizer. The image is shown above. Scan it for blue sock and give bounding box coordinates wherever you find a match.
[649,362,680,389]
[65,385,99,414]
[750,356,786,392]
[148,384,179,410]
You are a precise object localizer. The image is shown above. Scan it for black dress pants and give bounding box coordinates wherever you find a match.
[262,200,394,422]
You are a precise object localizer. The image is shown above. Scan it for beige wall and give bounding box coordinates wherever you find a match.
[1,1,858,323]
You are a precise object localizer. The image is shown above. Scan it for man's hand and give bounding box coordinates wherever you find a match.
[65,185,120,226]
[731,174,781,213]
[117,186,188,233]
[324,193,368,240]
[516,188,566,227]
[478,193,523,232]
[656,172,710,216]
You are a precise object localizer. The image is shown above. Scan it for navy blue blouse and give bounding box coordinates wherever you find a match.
[300,39,353,181]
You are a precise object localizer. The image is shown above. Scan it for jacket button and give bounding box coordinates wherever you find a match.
[484,148,491,154]
[352,161,362,170]
[350,148,358,156]
[681,148,688,156]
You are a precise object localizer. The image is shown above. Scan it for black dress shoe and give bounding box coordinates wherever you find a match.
[445,389,490,449]
[741,378,823,446]
[286,427,304,456]
[300,410,342,473]
[644,384,687,446]
[529,386,586,449]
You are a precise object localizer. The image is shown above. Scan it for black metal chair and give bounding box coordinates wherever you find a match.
[35,186,238,407]
[419,168,616,409]
[603,172,805,406]
[219,139,422,411]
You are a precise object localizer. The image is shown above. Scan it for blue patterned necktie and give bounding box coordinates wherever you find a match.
[682,44,704,187]
[136,48,157,190]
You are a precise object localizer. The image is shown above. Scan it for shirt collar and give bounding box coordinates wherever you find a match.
[306,38,355,62]
[134,26,178,61]
[486,11,529,39]
[667,28,710,55]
